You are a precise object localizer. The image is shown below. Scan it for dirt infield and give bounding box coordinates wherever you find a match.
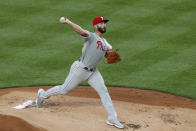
[0,86,196,131]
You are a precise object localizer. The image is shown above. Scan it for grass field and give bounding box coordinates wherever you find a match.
[0,0,195,99]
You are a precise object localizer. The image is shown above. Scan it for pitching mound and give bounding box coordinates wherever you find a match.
[0,114,45,131]
[0,86,196,131]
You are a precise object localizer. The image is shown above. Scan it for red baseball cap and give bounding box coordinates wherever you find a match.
[93,16,109,26]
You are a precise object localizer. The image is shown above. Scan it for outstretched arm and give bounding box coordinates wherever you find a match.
[59,17,89,37]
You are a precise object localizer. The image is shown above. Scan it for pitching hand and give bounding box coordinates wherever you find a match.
[59,17,70,24]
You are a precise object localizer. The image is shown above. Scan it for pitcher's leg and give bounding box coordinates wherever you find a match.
[36,61,83,107]
[44,73,82,98]
[88,70,117,119]
[44,62,82,98]
[88,70,124,128]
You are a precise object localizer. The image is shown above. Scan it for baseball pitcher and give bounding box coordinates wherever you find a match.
[36,16,123,129]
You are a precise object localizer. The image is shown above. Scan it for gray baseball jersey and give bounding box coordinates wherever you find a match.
[80,31,112,69]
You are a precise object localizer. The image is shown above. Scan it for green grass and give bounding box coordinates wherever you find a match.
[0,0,195,99]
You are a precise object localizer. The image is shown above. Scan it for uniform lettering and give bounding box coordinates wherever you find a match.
[96,41,104,51]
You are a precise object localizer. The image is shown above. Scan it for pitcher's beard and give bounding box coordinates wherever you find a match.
[98,27,106,34]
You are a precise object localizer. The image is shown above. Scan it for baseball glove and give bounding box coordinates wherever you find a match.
[105,50,121,64]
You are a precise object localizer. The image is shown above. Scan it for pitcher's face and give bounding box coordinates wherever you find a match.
[96,22,106,34]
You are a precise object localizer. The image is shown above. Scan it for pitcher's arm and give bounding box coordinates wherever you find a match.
[59,17,88,37]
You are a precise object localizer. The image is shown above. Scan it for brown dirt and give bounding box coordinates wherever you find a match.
[0,86,196,131]
[0,114,45,131]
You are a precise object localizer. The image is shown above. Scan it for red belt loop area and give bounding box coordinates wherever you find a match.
[84,67,94,72]
[78,59,94,72]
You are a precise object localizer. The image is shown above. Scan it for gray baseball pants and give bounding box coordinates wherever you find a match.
[42,60,117,119]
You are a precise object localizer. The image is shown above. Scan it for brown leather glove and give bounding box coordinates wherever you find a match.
[105,50,121,64]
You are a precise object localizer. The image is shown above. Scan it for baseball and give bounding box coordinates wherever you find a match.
[60,17,66,24]
[60,17,65,21]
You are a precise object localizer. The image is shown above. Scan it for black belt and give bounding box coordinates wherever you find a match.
[78,59,94,72]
